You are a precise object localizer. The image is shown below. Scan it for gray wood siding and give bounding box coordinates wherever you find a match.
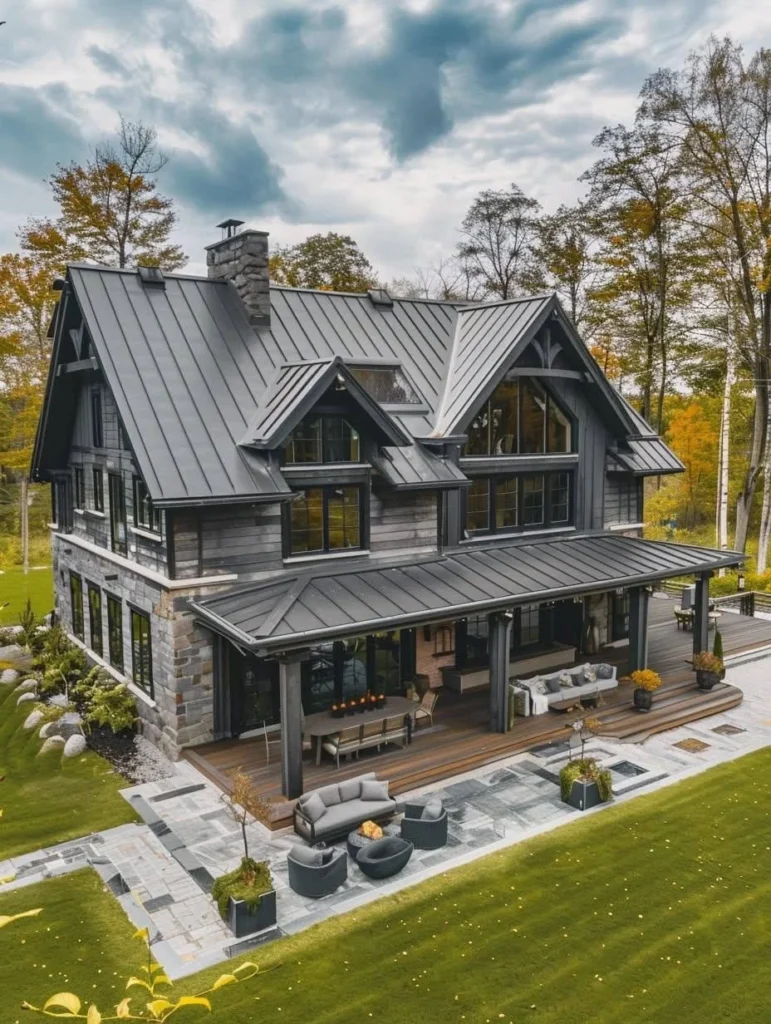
[370,490,437,553]
[603,476,643,527]
[201,503,284,577]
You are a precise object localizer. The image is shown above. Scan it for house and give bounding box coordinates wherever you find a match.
[31,223,739,798]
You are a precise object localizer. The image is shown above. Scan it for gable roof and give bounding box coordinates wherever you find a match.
[370,444,469,490]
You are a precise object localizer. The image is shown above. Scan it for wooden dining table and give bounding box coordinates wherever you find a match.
[304,696,418,767]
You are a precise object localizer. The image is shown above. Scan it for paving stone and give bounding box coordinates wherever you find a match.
[144,893,175,913]
[151,784,207,803]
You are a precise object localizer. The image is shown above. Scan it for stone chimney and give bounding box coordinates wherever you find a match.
[205,219,270,327]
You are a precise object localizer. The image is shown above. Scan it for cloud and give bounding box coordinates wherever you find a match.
[0,84,85,180]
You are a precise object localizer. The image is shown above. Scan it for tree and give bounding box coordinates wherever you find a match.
[455,183,544,299]
[221,769,272,862]
[666,400,719,528]
[534,201,599,332]
[387,257,486,302]
[269,232,377,292]
[20,117,186,271]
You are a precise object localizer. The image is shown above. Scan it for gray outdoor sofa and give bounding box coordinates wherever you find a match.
[293,772,397,844]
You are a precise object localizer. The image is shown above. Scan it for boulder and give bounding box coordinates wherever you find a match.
[39,721,62,740]
[23,709,45,731]
[63,734,87,758]
[14,678,38,694]
[57,711,84,739]
[0,644,24,662]
[49,693,69,708]
[1,668,20,685]
[38,735,66,755]
[16,691,36,706]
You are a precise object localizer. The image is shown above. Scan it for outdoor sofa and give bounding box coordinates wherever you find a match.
[293,772,396,844]
[514,662,618,716]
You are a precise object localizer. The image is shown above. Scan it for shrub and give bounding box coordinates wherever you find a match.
[713,629,724,660]
[559,757,613,803]
[33,700,74,724]
[211,857,274,919]
[71,665,114,698]
[693,650,724,674]
[630,668,662,692]
[34,625,86,695]
[84,683,137,734]
[17,600,44,653]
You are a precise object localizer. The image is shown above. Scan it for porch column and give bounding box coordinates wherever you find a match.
[628,587,649,673]
[279,651,308,799]
[693,571,712,657]
[488,611,513,733]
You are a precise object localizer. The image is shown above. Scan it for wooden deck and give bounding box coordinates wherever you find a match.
[184,595,771,827]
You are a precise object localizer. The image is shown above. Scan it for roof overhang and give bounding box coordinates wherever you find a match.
[190,533,743,654]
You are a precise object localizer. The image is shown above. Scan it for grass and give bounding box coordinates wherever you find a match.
[2,748,771,1023]
[0,566,54,626]
[0,683,138,859]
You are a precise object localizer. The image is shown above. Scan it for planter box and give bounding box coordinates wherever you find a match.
[696,670,723,691]
[564,779,603,812]
[227,890,277,938]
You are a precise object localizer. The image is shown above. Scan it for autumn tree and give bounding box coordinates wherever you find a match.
[534,200,599,333]
[269,232,377,292]
[455,183,544,299]
[20,117,186,271]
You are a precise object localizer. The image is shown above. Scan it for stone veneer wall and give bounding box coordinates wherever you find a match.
[52,534,217,759]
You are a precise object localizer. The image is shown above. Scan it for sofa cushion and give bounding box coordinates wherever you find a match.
[596,663,614,680]
[291,844,324,866]
[558,672,572,688]
[302,791,327,824]
[361,779,389,802]
[313,797,394,836]
[545,677,562,694]
[570,670,585,687]
[421,798,443,821]
[318,783,342,807]
[530,677,547,695]
[338,778,362,802]
[320,847,336,864]
[583,664,598,683]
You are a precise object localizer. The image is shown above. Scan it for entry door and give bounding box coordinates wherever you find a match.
[553,599,584,650]
[232,652,280,734]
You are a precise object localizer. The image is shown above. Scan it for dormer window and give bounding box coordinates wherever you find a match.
[283,414,360,464]
[465,378,572,456]
[348,365,421,405]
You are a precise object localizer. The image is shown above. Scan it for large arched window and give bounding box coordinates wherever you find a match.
[465,378,572,456]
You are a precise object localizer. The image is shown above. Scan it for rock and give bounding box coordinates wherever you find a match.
[49,693,69,708]
[1,668,20,685]
[38,735,66,755]
[23,709,45,731]
[16,691,36,706]
[14,678,38,694]
[0,644,24,662]
[63,734,87,758]
[39,721,61,739]
[57,712,84,739]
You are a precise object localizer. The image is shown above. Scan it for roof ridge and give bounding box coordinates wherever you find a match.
[256,575,311,638]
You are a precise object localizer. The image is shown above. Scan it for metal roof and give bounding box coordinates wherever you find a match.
[371,445,470,490]
[607,438,684,476]
[190,533,741,652]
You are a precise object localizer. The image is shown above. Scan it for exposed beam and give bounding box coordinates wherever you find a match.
[56,357,99,376]
[488,611,513,733]
[505,367,584,380]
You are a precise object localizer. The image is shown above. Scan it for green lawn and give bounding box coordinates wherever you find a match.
[0,566,54,626]
[2,748,770,1023]
[0,683,138,859]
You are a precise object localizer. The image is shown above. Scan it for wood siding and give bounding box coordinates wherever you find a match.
[604,476,643,528]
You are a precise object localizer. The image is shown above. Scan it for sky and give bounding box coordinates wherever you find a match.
[1,0,770,282]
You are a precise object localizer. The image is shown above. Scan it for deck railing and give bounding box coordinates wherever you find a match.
[655,579,769,618]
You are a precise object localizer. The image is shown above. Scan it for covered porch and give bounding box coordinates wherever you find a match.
[189,533,743,806]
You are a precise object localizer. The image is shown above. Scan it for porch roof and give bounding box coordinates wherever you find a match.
[189,533,742,653]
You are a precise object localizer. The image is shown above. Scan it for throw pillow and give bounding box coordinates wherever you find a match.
[318,784,342,807]
[290,844,324,867]
[320,848,336,865]
[530,677,547,695]
[339,778,361,802]
[545,677,562,694]
[558,672,572,688]
[421,798,444,820]
[584,664,598,684]
[570,670,585,687]
[361,779,390,802]
[597,663,614,679]
[302,791,327,824]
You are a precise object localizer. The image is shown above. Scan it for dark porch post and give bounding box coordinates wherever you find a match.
[279,651,308,799]
[488,611,513,733]
[693,571,712,657]
[628,587,649,672]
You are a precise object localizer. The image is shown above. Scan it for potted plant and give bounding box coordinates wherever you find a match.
[693,649,725,690]
[213,771,277,937]
[630,668,662,712]
[559,758,612,811]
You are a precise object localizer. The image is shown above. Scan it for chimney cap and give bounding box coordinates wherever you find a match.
[216,218,245,239]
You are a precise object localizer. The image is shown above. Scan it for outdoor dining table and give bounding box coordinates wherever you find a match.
[303,696,418,767]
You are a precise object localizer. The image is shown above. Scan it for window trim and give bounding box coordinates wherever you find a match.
[91,388,104,449]
[73,467,86,510]
[132,476,162,535]
[106,593,124,672]
[463,377,575,458]
[108,473,128,556]
[92,468,105,513]
[87,582,103,658]
[282,414,361,466]
[130,607,154,697]
[283,484,369,558]
[69,572,84,641]
[463,471,574,539]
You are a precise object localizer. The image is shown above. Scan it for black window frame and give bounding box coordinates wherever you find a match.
[133,476,162,534]
[92,468,105,513]
[106,594,124,672]
[283,414,361,465]
[87,583,103,657]
[54,476,73,532]
[463,471,573,538]
[464,377,574,458]
[69,572,84,641]
[130,607,153,696]
[108,473,128,556]
[283,484,368,558]
[73,467,85,510]
[91,388,104,449]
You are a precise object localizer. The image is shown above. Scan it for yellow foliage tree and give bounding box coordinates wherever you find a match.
[666,401,719,529]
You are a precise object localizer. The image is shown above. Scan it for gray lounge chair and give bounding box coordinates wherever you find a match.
[400,799,448,850]
[356,836,413,879]
[287,845,347,898]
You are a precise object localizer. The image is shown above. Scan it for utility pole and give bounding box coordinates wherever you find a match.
[20,478,29,575]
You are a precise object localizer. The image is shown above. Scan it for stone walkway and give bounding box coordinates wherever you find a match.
[2,646,769,979]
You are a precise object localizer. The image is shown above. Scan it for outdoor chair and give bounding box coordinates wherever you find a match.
[400,799,448,850]
[382,714,408,749]
[356,836,414,879]
[322,725,361,768]
[414,690,438,728]
[287,845,347,898]
[358,719,386,754]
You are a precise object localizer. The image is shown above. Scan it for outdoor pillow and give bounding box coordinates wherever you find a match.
[320,847,336,865]
[530,677,547,695]
[338,778,362,802]
[290,844,324,867]
[558,672,572,688]
[584,665,598,683]
[545,677,562,694]
[421,798,444,820]
[597,663,614,679]
[302,791,327,823]
[318,784,342,807]
[361,779,390,802]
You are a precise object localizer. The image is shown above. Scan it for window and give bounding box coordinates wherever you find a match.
[608,478,641,525]
[611,590,630,641]
[92,469,104,512]
[348,366,420,405]
[287,486,363,556]
[73,467,85,509]
[130,609,153,695]
[301,632,402,714]
[108,473,127,555]
[518,604,540,646]
[54,477,73,532]
[464,472,572,536]
[88,584,103,657]
[118,419,130,451]
[91,388,104,448]
[133,477,162,533]
[464,378,572,456]
[456,611,544,667]
[107,595,123,671]
[69,573,84,640]
[283,415,360,464]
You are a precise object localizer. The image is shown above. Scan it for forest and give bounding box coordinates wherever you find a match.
[1,35,770,610]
